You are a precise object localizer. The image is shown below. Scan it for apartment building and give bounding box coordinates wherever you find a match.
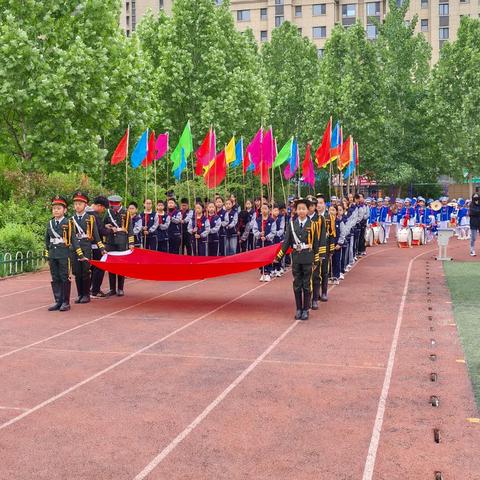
[119,0,480,63]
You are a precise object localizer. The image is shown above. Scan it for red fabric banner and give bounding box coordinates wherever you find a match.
[90,244,280,281]
[111,129,129,165]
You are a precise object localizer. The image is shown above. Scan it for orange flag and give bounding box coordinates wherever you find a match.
[204,150,227,189]
[337,136,351,170]
[315,118,331,168]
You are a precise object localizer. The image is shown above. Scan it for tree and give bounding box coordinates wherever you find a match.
[261,22,319,145]
[428,17,480,184]
[0,0,149,173]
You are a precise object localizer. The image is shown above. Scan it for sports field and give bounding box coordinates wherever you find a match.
[444,261,480,407]
[0,239,478,479]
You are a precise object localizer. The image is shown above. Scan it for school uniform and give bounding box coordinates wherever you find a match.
[152,211,170,253]
[188,215,210,256]
[90,210,110,296]
[272,215,286,274]
[180,209,193,255]
[276,217,320,319]
[437,205,453,230]
[167,208,182,254]
[217,208,227,256]
[131,214,142,248]
[253,215,277,276]
[378,205,391,242]
[400,206,416,227]
[207,214,221,256]
[139,211,157,250]
[331,216,342,280]
[238,208,254,252]
[311,212,328,305]
[224,209,239,256]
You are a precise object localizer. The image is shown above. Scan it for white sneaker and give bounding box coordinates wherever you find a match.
[345,265,351,272]
[333,279,340,285]
[339,273,345,280]
[264,274,271,282]
[260,274,265,282]
[278,268,285,276]
[470,250,476,257]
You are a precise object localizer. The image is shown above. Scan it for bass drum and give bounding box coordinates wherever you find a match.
[372,225,385,245]
[397,227,412,248]
[365,226,374,247]
[411,225,426,246]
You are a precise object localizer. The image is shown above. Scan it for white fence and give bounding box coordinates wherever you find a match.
[0,251,45,277]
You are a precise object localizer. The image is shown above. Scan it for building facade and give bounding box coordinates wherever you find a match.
[120,0,480,63]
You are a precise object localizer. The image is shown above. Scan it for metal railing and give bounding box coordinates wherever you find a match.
[0,251,45,277]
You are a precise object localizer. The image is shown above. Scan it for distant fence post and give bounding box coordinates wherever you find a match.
[0,251,45,278]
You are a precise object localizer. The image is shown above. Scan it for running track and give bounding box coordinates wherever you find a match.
[0,241,478,479]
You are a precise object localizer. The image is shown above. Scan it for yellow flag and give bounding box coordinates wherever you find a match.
[225,136,236,164]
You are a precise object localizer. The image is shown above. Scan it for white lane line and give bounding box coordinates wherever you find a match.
[132,246,389,479]
[362,248,435,480]
[0,282,267,432]
[0,285,48,299]
[133,320,299,480]
[0,406,28,412]
[0,281,203,360]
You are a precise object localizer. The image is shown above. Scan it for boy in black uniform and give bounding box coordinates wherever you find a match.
[312,194,328,308]
[70,192,106,304]
[104,195,135,296]
[90,196,110,298]
[276,198,321,321]
[45,196,72,312]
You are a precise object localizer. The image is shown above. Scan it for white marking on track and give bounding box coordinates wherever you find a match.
[0,406,28,412]
[0,282,267,431]
[362,248,436,480]
[0,280,202,360]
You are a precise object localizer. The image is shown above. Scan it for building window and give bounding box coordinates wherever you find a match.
[260,8,267,20]
[342,4,356,17]
[237,10,251,22]
[439,3,449,16]
[260,30,268,42]
[126,15,130,26]
[460,0,468,3]
[421,19,428,31]
[313,4,326,16]
[312,26,327,38]
[295,5,302,17]
[366,24,377,39]
[275,4,284,15]
[366,2,380,16]
[317,48,324,58]
[275,15,284,27]
[298,27,302,35]
[275,0,284,4]
[126,2,129,12]
[439,27,449,39]
[421,0,428,8]
[159,0,164,9]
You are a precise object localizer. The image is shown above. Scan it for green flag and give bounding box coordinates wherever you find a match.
[171,121,193,172]
[273,137,293,168]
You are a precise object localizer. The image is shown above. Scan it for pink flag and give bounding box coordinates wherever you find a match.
[260,127,274,170]
[284,138,299,180]
[155,132,169,160]
[302,143,315,187]
[244,128,262,173]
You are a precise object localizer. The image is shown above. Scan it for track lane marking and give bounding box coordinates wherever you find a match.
[362,248,435,480]
[0,282,267,431]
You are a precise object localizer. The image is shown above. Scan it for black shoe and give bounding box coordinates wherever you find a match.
[116,289,124,297]
[78,295,90,304]
[295,309,303,320]
[320,293,328,302]
[59,281,71,311]
[48,282,62,311]
[59,303,71,312]
[105,290,117,297]
[91,291,107,298]
[311,300,319,310]
[300,310,309,321]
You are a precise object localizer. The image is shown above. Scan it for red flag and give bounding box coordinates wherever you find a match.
[111,128,129,165]
[141,131,156,167]
[302,143,315,187]
[355,143,359,167]
[204,150,227,189]
[195,129,216,176]
[315,118,331,168]
[337,136,351,170]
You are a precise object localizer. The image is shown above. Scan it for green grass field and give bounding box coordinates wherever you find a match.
[444,261,480,408]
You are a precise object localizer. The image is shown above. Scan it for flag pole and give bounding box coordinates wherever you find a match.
[154,154,157,204]
[125,125,130,204]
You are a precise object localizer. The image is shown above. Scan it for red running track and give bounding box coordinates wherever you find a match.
[0,239,478,479]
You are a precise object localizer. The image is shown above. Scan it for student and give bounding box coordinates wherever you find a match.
[276,198,320,320]
[128,202,142,248]
[45,196,72,312]
[312,194,328,307]
[140,198,157,250]
[238,199,254,252]
[206,201,221,256]
[252,203,277,282]
[180,198,193,255]
[330,205,342,285]
[152,200,170,253]
[224,199,239,256]
[272,204,286,277]
[104,195,135,296]
[70,192,105,304]
[90,196,110,298]
[215,197,227,256]
[188,202,210,256]
[166,198,182,254]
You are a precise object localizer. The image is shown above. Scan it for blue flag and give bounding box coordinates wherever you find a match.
[232,138,244,168]
[343,141,356,180]
[131,129,148,169]
[173,148,187,180]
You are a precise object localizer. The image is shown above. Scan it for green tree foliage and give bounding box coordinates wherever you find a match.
[429,17,480,180]
[261,22,319,145]
[0,0,151,172]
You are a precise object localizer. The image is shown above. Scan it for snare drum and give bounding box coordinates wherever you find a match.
[365,226,374,247]
[397,227,412,248]
[372,225,385,245]
[411,225,426,246]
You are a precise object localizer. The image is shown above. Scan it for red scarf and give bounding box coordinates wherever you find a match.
[197,216,203,231]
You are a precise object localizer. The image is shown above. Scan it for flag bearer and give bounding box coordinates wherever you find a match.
[252,203,277,282]
[188,202,210,256]
[104,195,134,297]
[206,201,221,256]
[312,194,328,308]
[90,196,110,298]
[70,192,106,304]
[140,198,157,250]
[152,200,170,253]
[276,198,320,321]
[45,196,72,312]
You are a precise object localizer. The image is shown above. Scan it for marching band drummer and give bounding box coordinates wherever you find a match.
[456,198,470,240]
[378,197,390,243]
[400,198,416,228]
[415,196,435,242]
[276,198,320,321]
[437,196,454,229]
